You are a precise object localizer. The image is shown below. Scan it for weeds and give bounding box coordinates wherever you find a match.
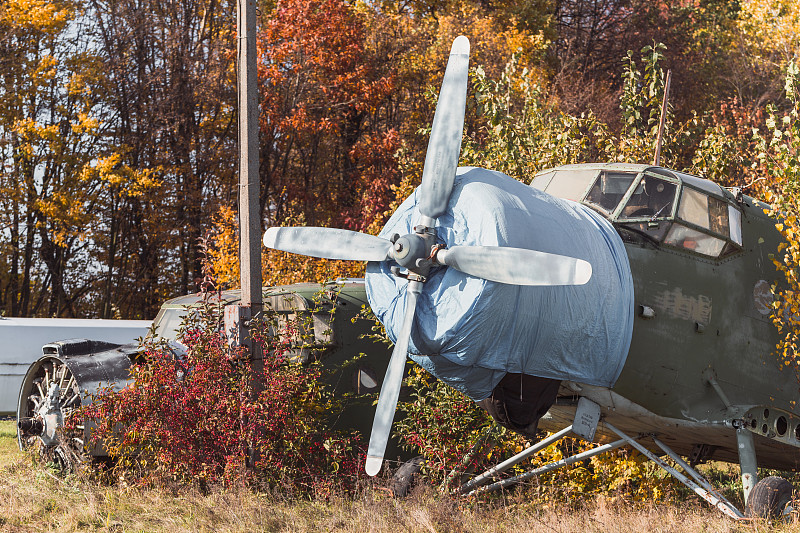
[5,421,798,532]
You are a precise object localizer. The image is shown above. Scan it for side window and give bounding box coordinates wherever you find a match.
[531,171,555,191]
[266,293,335,363]
[678,188,730,237]
[664,224,726,257]
[152,308,188,341]
[666,187,742,258]
[585,172,637,214]
[728,205,743,245]
[619,175,677,219]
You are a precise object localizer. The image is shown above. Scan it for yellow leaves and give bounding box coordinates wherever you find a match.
[72,112,99,135]
[35,190,91,246]
[205,205,240,288]
[204,207,367,289]
[79,153,160,198]
[0,0,74,35]
[739,0,800,63]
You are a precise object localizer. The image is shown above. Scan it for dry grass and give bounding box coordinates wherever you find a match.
[1,420,798,532]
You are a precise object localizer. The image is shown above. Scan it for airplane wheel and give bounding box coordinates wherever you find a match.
[745,476,794,519]
[17,357,87,473]
[390,456,424,498]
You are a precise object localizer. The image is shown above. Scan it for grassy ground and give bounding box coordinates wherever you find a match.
[1,420,798,532]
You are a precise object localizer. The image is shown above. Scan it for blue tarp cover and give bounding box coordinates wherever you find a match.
[365,167,634,401]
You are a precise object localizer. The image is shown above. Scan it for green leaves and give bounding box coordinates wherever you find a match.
[461,55,615,181]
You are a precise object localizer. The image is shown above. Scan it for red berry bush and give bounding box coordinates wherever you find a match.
[78,300,363,495]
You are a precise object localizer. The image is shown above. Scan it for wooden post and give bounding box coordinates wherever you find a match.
[236,0,262,469]
[237,0,262,327]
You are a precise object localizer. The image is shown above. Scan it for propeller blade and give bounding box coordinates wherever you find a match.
[417,36,470,222]
[435,246,592,286]
[263,227,393,261]
[365,280,421,477]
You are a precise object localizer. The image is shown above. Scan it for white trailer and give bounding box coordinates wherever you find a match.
[0,317,151,416]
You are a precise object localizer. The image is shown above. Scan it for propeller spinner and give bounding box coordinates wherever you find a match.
[262,36,592,476]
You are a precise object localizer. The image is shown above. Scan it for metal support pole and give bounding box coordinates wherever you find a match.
[651,436,727,498]
[604,422,744,519]
[237,0,262,324]
[465,438,628,496]
[653,69,672,167]
[458,425,573,494]
[703,368,734,412]
[736,427,758,506]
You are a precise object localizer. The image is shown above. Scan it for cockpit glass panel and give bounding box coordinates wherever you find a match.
[619,175,677,219]
[677,187,737,241]
[544,169,598,201]
[531,171,555,191]
[708,197,729,237]
[664,224,726,257]
[677,187,707,228]
[729,205,743,245]
[584,172,636,213]
[152,308,188,341]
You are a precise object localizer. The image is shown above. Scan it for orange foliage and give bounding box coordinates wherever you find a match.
[258,0,399,231]
[205,205,365,288]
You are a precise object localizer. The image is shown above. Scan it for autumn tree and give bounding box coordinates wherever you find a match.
[0,0,146,317]
[257,0,398,232]
[85,0,238,317]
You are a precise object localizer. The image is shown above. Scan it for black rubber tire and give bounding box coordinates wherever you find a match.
[745,476,794,519]
[390,456,424,498]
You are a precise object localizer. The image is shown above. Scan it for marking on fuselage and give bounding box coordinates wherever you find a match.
[653,288,712,324]
[753,280,773,316]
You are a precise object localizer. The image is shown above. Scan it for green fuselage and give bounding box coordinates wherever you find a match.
[613,195,793,421]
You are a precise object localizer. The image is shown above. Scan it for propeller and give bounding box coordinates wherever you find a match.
[262,35,592,476]
[263,227,393,262]
[434,246,591,286]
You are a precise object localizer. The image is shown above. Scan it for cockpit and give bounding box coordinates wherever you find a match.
[531,164,743,260]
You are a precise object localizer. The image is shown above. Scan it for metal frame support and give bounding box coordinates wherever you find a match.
[736,426,758,505]
[452,398,748,520]
[463,438,628,496]
[457,425,573,494]
[604,422,744,519]
[702,368,734,412]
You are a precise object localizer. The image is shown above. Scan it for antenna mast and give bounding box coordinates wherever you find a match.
[653,69,672,167]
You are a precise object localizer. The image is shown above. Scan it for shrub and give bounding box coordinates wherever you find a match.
[76,296,364,496]
[396,365,676,502]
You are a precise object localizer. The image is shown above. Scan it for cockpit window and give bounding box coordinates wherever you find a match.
[678,188,729,236]
[542,168,598,201]
[152,307,190,341]
[585,172,637,214]
[534,165,744,261]
[531,170,555,191]
[664,186,743,257]
[619,175,677,220]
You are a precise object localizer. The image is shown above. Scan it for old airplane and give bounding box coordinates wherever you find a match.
[15,281,404,470]
[262,36,800,519]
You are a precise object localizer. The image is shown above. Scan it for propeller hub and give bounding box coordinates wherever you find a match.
[393,241,408,258]
[392,233,428,269]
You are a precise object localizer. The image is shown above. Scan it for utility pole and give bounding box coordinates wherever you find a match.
[234,0,262,343]
[231,0,262,470]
